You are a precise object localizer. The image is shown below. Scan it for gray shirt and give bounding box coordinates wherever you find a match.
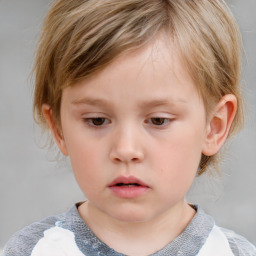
[3,204,256,256]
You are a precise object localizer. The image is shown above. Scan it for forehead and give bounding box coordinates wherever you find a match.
[63,34,202,109]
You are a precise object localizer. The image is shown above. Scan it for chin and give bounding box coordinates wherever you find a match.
[108,207,154,223]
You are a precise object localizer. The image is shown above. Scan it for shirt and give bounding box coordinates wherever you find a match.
[3,204,256,256]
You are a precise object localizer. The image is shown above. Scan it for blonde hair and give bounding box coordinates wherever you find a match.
[33,0,244,174]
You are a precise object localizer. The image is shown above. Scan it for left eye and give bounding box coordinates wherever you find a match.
[148,118,170,126]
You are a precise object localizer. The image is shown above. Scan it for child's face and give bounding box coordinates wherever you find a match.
[59,35,210,222]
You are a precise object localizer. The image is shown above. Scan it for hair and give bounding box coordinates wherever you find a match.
[33,0,244,174]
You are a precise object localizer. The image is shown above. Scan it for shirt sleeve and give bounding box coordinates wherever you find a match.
[2,220,55,256]
[220,227,256,256]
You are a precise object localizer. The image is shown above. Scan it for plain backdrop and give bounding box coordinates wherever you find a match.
[0,0,256,249]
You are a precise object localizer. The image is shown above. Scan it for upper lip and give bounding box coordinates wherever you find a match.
[108,176,150,187]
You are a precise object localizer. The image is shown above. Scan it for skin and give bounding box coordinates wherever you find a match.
[43,34,237,255]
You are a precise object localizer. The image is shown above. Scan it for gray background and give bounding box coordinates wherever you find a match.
[0,0,255,250]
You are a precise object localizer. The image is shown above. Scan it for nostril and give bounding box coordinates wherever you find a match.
[109,147,144,163]
[113,157,122,163]
[131,157,142,163]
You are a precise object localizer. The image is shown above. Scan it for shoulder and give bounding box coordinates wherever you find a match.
[220,227,256,256]
[2,212,66,256]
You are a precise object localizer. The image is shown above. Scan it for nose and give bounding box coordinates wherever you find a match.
[109,126,144,164]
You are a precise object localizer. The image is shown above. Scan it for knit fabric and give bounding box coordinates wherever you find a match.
[3,204,256,256]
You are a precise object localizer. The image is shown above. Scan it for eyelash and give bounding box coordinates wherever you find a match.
[83,118,110,127]
[83,117,172,128]
[146,117,171,126]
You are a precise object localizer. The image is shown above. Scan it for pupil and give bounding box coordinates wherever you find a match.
[92,118,105,126]
[152,118,164,125]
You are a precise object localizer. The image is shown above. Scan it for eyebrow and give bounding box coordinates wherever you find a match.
[71,97,114,107]
[71,97,187,108]
[137,98,188,109]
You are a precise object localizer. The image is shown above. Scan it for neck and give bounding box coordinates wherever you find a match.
[78,201,195,255]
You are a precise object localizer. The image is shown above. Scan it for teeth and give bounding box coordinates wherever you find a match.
[116,183,140,187]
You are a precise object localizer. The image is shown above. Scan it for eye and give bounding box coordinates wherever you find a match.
[84,117,110,127]
[148,117,171,126]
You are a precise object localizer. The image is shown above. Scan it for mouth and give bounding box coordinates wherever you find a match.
[108,176,149,188]
[108,176,150,198]
[115,183,142,187]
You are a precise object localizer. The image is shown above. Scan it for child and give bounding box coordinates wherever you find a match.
[3,0,256,255]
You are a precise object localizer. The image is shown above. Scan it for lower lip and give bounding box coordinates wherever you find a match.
[109,186,149,199]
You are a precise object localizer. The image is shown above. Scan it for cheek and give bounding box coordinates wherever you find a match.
[64,135,106,190]
[150,126,204,191]
[154,131,203,171]
[153,147,199,203]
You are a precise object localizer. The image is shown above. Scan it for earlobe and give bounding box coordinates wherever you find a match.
[42,104,69,156]
[202,94,237,156]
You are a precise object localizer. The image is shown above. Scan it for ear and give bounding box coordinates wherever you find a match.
[202,94,237,156]
[42,104,69,156]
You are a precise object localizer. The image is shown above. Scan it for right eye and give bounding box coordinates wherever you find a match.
[83,118,110,127]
